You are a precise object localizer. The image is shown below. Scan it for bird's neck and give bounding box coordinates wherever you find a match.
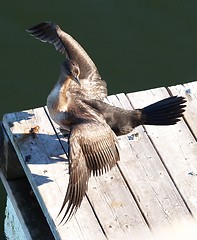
[47,77,72,114]
[58,76,72,96]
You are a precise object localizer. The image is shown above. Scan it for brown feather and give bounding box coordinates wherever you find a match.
[58,120,119,223]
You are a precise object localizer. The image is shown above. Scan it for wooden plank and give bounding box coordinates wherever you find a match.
[126,87,197,217]
[2,108,106,240]
[44,108,152,239]
[107,93,191,230]
[1,124,25,180]
[0,170,54,240]
[0,123,4,167]
[168,81,197,138]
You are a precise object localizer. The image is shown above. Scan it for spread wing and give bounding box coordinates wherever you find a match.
[27,22,107,100]
[58,121,119,223]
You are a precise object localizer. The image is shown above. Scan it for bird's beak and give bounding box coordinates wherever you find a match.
[73,76,81,86]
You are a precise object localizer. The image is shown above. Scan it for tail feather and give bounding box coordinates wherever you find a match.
[141,96,186,126]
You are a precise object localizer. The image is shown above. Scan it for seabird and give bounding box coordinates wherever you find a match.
[27,22,186,223]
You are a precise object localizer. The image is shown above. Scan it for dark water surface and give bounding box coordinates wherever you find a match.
[1,1,197,238]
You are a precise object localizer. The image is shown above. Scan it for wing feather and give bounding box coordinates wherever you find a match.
[58,121,119,223]
[27,22,68,56]
[27,21,108,100]
[58,139,90,223]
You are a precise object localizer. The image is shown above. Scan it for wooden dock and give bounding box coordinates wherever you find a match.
[1,81,197,240]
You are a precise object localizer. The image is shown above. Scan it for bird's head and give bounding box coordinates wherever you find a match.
[61,59,80,85]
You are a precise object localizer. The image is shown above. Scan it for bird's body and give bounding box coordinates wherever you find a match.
[27,22,187,223]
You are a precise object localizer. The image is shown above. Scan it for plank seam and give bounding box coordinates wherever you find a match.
[167,86,197,142]
[116,163,152,230]
[43,106,69,159]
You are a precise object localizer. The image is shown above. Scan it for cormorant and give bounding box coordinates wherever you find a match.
[27,22,186,223]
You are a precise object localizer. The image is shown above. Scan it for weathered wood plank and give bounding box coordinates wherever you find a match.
[126,86,197,217]
[0,123,4,167]
[3,108,106,240]
[168,81,197,138]
[0,124,25,180]
[107,93,191,230]
[0,170,54,240]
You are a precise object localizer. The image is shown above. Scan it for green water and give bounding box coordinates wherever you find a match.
[1,1,197,238]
